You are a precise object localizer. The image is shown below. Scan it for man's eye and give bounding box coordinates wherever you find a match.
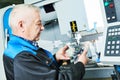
[37,23,42,26]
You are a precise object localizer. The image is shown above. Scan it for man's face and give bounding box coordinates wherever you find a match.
[23,11,44,41]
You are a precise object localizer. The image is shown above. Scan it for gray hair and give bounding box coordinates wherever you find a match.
[9,4,40,28]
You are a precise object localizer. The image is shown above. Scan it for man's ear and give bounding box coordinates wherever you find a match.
[18,20,24,32]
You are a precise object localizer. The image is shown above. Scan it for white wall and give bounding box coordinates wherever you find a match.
[0,7,7,80]
[0,6,13,80]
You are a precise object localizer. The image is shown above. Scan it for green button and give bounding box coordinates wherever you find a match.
[105,2,109,6]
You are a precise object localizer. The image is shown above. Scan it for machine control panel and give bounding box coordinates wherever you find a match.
[103,0,117,23]
[105,25,120,56]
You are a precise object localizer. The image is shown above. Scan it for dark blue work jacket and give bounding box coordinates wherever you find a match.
[3,35,85,80]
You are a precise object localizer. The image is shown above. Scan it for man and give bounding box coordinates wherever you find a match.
[3,4,88,80]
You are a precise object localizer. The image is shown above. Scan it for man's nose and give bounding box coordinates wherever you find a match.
[40,25,44,31]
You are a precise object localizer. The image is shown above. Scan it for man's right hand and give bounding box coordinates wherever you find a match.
[77,43,89,65]
[77,49,89,65]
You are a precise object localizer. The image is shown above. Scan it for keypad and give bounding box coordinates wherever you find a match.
[105,25,120,56]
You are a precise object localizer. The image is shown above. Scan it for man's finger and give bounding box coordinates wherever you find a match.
[82,49,88,55]
[63,45,69,51]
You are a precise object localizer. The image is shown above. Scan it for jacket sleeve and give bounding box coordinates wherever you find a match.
[14,51,57,80]
[53,54,85,80]
[58,62,85,80]
[71,62,85,80]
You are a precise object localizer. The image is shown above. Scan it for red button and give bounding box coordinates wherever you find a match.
[109,3,114,8]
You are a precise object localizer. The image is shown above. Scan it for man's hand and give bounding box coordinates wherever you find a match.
[77,49,89,65]
[77,44,89,65]
[55,45,70,62]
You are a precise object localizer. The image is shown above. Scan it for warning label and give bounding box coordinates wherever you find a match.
[70,21,78,32]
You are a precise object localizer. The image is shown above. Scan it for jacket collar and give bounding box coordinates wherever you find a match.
[4,35,39,59]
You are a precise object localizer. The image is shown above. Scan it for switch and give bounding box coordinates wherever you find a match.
[109,3,114,8]
[105,1,109,6]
